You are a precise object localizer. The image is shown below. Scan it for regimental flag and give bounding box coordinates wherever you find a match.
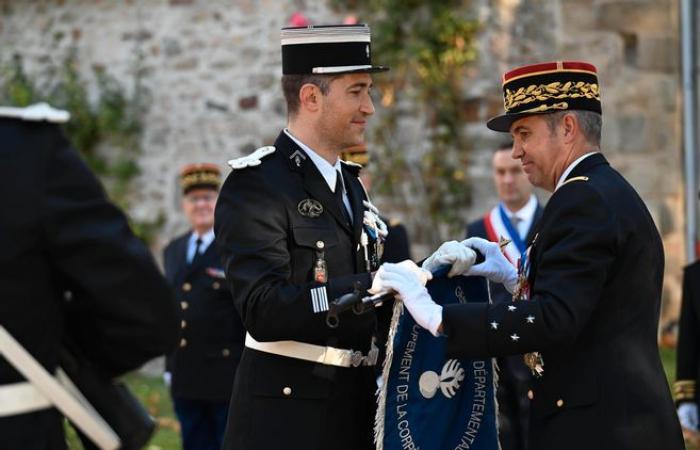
[375,267,499,450]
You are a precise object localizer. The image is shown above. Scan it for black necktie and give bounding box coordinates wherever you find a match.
[190,237,203,266]
[334,171,352,225]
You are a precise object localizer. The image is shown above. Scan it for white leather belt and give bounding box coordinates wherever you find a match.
[0,381,52,417]
[245,333,378,368]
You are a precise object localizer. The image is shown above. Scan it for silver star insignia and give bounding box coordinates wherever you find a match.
[510,334,520,342]
[526,315,535,323]
[507,305,517,312]
[490,321,499,330]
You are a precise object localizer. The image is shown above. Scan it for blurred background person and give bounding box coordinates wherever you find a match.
[675,256,700,447]
[465,140,542,450]
[163,163,245,450]
[0,103,178,449]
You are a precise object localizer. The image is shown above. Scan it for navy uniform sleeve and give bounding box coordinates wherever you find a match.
[443,182,617,358]
[675,263,700,403]
[41,125,178,377]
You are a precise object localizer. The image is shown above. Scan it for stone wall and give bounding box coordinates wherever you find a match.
[0,0,693,323]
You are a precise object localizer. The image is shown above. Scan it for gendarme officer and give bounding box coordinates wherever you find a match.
[375,61,684,450]
[214,24,389,450]
[164,163,245,450]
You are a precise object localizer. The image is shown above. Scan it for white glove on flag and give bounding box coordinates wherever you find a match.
[373,262,442,337]
[370,259,432,295]
[678,402,699,431]
[463,237,519,293]
[421,240,477,278]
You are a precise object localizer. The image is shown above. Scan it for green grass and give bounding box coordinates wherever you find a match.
[62,347,684,450]
[660,346,677,387]
[65,372,182,450]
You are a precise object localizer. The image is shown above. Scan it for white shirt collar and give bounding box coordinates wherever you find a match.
[555,152,599,191]
[189,228,215,250]
[502,194,537,222]
[284,128,343,192]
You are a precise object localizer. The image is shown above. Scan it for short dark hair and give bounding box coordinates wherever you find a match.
[281,74,339,117]
[544,110,602,147]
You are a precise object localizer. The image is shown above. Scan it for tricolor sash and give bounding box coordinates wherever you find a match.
[483,204,523,264]
[375,266,499,450]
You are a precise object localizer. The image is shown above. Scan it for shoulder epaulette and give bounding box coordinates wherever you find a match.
[341,159,362,176]
[228,146,276,170]
[0,102,70,123]
[561,176,589,187]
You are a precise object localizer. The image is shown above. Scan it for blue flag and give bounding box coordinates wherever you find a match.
[375,267,499,450]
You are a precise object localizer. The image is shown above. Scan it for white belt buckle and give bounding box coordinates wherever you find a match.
[351,350,364,367]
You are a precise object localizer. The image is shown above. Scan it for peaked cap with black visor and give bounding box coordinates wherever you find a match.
[487,61,602,132]
[281,24,389,75]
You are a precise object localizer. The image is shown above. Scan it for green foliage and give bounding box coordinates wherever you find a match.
[65,372,182,449]
[0,52,164,244]
[333,0,479,243]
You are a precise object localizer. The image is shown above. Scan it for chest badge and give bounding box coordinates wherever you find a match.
[298,199,323,218]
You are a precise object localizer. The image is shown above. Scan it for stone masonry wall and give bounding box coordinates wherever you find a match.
[0,0,692,324]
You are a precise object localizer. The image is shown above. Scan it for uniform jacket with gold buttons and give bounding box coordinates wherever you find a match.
[214,131,382,450]
[163,232,245,401]
[442,154,683,450]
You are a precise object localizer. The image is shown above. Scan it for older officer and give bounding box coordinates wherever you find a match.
[375,61,684,450]
[214,24,392,450]
[164,164,245,450]
[0,103,178,449]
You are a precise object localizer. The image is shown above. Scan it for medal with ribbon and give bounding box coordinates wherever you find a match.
[513,233,544,377]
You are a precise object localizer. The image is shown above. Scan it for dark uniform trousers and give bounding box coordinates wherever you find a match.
[466,205,542,450]
[214,131,383,450]
[164,233,245,450]
[443,154,684,450]
[0,117,178,449]
[676,262,700,407]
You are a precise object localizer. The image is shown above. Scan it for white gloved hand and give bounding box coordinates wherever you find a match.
[163,371,172,388]
[678,402,699,431]
[421,240,478,278]
[370,260,432,295]
[375,263,443,336]
[463,237,518,293]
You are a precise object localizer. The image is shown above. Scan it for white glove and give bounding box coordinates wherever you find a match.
[375,263,443,337]
[370,259,432,295]
[463,237,518,293]
[679,402,699,431]
[421,240,477,278]
[163,371,172,388]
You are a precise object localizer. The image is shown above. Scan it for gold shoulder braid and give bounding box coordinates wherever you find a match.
[505,81,600,112]
[561,176,589,187]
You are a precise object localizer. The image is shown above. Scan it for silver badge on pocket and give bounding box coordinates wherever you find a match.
[297,199,323,218]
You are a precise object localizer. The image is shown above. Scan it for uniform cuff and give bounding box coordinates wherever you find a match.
[674,380,696,403]
[326,272,372,302]
[442,303,489,359]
